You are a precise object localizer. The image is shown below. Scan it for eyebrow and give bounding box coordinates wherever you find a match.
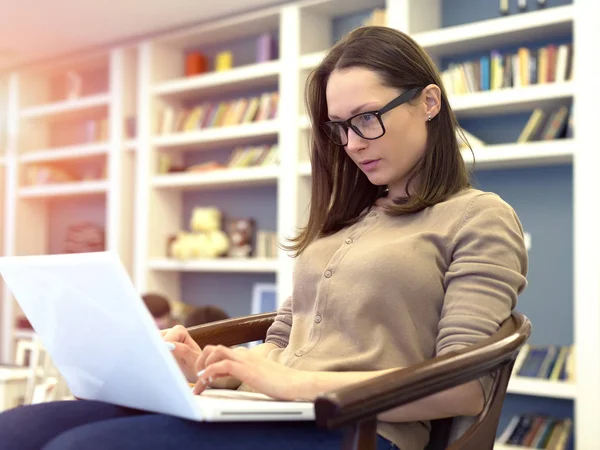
[328,102,377,120]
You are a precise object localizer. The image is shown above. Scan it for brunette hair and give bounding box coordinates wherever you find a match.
[183,305,230,328]
[285,26,471,257]
[142,293,172,318]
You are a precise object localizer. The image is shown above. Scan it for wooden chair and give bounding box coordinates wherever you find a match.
[188,310,531,450]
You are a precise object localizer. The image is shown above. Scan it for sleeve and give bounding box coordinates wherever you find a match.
[264,296,293,348]
[437,193,528,401]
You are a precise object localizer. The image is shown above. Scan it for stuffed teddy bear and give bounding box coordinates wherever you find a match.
[170,207,230,259]
[170,231,194,259]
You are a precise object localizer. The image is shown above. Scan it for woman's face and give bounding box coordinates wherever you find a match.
[325,67,440,198]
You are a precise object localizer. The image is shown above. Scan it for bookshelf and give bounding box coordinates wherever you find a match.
[0,47,138,361]
[134,4,287,305]
[0,77,7,349]
[1,0,598,448]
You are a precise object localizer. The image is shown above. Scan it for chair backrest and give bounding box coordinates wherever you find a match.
[425,311,531,450]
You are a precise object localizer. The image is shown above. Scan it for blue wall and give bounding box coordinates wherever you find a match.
[471,165,573,346]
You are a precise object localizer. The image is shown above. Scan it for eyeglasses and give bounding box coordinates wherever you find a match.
[321,87,420,146]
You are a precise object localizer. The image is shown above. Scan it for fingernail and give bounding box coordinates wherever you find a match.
[165,342,176,351]
[196,369,205,377]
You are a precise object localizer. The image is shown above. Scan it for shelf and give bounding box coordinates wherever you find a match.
[413,5,574,58]
[13,329,36,340]
[298,161,311,176]
[19,93,110,121]
[299,114,311,130]
[153,166,279,191]
[298,140,572,176]
[300,0,385,17]
[20,142,109,163]
[506,376,576,399]
[450,82,573,117]
[298,84,573,122]
[153,120,279,151]
[153,61,281,100]
[494,444,530,450]
[124,139,137,152]
[18,180,108,199]
[466,140,573,170]
[148,258,278,273]
[300,51,326,70]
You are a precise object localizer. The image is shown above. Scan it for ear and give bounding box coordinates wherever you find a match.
[422,84,442,122]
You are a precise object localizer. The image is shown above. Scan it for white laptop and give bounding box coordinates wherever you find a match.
[0,251,314,422]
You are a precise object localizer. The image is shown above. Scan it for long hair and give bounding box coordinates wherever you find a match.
[285,26,471,257]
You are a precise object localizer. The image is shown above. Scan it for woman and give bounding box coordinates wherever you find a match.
[0,26,527,450]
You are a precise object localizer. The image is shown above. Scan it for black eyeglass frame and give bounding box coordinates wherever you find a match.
[321,87,421,146]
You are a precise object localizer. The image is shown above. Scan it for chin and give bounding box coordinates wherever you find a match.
[364,173,390,187]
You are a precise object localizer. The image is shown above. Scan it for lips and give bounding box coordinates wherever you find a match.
[359,158,380,172]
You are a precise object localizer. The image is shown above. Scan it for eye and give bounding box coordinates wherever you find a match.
[359,113,375,123]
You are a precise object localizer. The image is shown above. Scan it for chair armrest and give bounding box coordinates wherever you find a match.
[315,314,530,429]
[187,312,277,348]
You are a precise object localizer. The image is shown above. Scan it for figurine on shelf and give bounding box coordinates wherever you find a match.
[215,50,233,72]
[226,218,256,258]
[64,222,105,253]
[185,52,208,76]
[169,207,230,259]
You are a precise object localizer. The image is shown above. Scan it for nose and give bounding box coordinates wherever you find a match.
[345,127,366,153]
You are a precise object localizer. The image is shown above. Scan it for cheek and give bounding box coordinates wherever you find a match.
[384,119,427,157]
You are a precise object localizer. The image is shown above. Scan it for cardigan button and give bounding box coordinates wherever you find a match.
[345,238,353,244]
[324,270,332,278]
[295,350,303,357]
[315,315,322,323]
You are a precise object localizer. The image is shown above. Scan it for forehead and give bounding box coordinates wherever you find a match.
[325,67,392,116]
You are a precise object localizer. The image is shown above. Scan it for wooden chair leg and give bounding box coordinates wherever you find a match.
[341,418,377,450]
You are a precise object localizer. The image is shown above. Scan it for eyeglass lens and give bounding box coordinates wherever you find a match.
[325,113,384,145]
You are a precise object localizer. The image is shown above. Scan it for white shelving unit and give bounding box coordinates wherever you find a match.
[134,4,289,303]
[152,60,281,99]
[152,166,280,190]
[2,0,598,448]
[507,376,576,400]
[449,82,575,117]
[148,257,279,273]
[152,120,280,150]
[411,4,574,57]
[1,48,139,361]
[19,92,110,120]
[0,77,7,344]
[19,142,109,164]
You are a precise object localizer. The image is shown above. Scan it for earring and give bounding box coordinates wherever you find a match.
[427,115,432,122]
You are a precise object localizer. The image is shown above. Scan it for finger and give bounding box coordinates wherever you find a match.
[196,360,246,393]
[171,343,200,367]
[195,344,232,373]
[160,328,172,338]
[162,325,189,343]
[203,345,245,368]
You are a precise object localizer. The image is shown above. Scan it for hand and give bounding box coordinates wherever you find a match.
[193,345,309,401]
[161,325,202,382]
